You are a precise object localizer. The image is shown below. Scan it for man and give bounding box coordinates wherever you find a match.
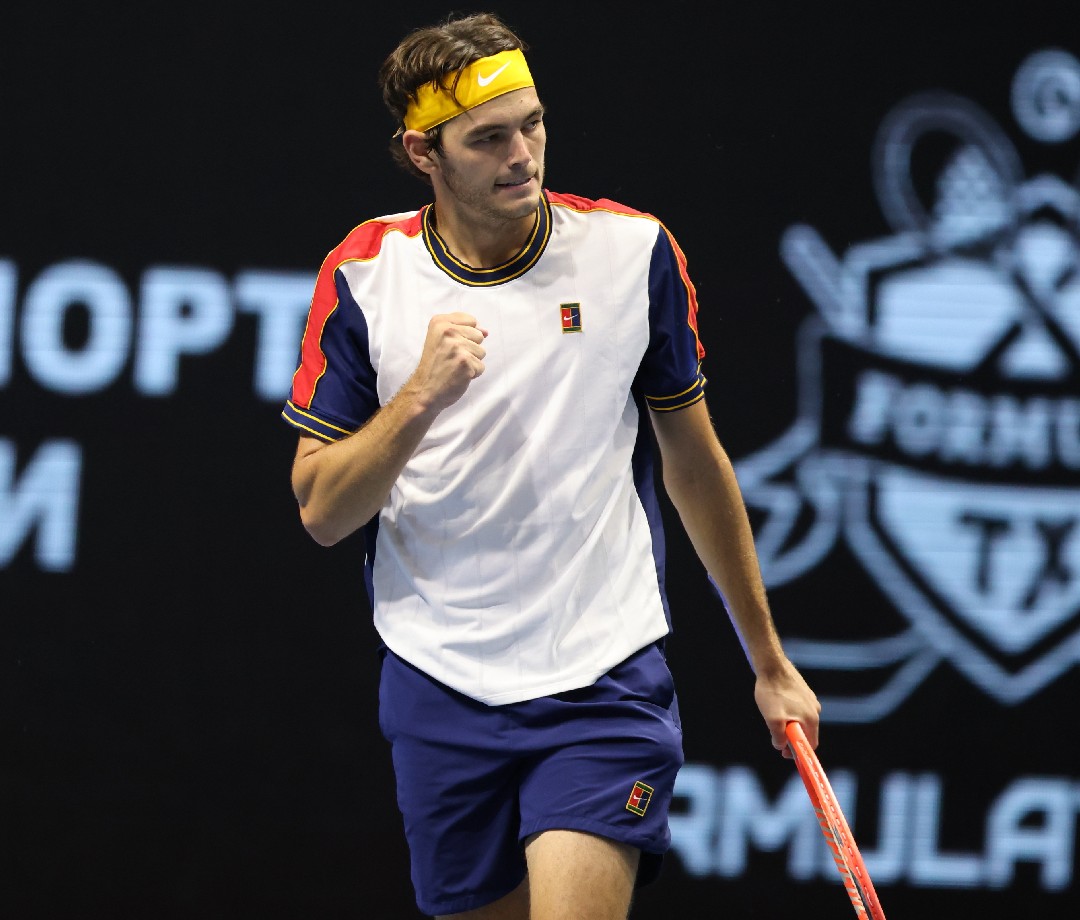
[282,11,820,920]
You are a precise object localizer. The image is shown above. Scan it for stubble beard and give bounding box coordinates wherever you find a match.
[440,155,545,226]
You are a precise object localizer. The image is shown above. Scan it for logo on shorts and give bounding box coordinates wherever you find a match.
[625,780,654,816]
[561,302,582,333]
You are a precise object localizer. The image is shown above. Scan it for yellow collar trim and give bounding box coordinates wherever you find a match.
[404,49,534,133]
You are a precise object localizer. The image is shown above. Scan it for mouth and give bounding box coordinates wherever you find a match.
[496,176,533,189]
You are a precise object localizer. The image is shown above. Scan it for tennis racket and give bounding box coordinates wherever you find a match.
[785,721,887,920]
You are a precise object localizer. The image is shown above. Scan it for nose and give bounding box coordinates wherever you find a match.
[507,130,532,168]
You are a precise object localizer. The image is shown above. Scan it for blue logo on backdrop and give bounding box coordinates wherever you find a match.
[738,48,1080,722]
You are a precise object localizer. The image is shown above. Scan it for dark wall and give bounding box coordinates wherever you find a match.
[4,2,1079,917]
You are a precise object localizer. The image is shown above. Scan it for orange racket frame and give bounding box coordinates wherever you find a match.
[785,721,887,920]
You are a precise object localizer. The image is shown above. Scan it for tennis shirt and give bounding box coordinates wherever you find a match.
[282,190,706,705]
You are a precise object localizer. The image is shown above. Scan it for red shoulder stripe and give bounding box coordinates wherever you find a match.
[546,190,649,218]
[662,226,705,361]
[291,211,424,408]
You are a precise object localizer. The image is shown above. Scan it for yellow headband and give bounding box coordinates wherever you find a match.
[403,48,535,133]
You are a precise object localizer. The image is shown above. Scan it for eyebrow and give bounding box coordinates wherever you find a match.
[462,105,545,140]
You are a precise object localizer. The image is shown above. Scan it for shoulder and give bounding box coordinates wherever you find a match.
[546,190,659,223]
[322,208,425,270]
[546,191,669,251]
[544,190,686,260]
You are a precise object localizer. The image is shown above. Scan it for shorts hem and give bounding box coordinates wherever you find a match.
[518,815,668,855]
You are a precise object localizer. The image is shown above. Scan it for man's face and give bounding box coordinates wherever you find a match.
[432,87,546,225]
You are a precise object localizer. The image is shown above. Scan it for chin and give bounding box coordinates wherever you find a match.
[511,197,541,218]
[500,188,541,218]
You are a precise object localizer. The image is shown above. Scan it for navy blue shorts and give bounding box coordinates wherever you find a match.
[377,642,685,916]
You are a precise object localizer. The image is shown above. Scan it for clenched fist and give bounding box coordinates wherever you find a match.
[412,312,488,412]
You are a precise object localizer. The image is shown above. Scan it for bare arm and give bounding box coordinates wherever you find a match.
[650,398,821,756]
[291,312,487,546]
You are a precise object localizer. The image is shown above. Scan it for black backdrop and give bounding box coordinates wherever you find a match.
[5,2,1079,917]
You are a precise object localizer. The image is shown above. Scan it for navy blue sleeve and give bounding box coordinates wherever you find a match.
[636,226,707,412]
[281,268,380,442]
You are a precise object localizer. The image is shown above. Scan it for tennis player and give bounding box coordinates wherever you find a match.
[282,11,820,919]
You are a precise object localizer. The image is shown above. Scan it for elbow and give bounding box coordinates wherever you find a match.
[661,467,698,511]
[292,467,348,546]
[298,506,346,547]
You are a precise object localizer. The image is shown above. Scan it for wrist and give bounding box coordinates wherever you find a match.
[749,641,789,679]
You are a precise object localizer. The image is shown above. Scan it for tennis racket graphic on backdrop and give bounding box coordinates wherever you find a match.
[786,722,887,920]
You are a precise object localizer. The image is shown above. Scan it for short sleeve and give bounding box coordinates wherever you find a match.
[281,264,380,442]
[637,226,707,412]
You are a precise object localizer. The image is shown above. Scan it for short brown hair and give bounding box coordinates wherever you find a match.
[378,11,529,182]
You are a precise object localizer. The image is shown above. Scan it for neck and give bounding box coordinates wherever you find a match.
[430,203,539,268]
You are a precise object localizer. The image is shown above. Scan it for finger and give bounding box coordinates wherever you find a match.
[785,716,819,752]
[455,325,488,345]
[457,333,486,358]
[450,315,488,338]
[768,723,786,752]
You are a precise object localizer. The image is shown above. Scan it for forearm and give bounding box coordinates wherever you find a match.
[292,380,438,546]
[662,435,787,676]
[653,401,821,751]
[292,312,487,546]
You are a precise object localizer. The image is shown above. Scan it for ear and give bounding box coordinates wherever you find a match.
[402,129,438,177]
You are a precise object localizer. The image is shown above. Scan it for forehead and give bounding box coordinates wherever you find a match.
[444,87,543,136]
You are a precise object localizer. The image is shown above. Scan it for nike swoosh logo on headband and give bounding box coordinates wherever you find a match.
[477,62,511,87]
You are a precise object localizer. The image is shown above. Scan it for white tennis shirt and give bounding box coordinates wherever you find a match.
[284,191,706,704]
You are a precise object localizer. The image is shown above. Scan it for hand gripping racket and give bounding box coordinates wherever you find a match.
[785,721,887,920]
